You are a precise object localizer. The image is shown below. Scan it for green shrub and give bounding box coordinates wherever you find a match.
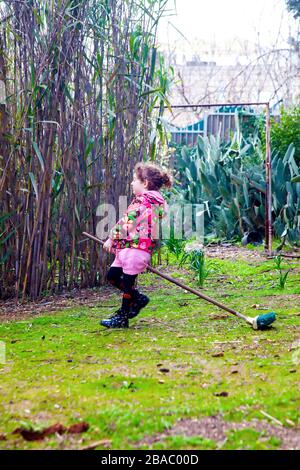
[269,106,300,166]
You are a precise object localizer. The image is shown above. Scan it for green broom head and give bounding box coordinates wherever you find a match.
[253,312,276,330]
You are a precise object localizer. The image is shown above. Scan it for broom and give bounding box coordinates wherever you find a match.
[82,232,276,330]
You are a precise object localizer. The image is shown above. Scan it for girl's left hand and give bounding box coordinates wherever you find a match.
[103,238,114,253]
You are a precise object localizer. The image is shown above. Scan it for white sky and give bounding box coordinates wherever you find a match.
[157,0,298,52]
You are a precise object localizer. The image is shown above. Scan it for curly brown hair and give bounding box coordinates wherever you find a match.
[134,162,173,191]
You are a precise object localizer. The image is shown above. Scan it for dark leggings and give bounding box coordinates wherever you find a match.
[106,267,138,311]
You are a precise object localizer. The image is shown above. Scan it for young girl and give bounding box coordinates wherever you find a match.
[101,162,172,328]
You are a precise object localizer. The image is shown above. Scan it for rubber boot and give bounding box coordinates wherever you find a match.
[100,308,129,328]
[128,292,150,319]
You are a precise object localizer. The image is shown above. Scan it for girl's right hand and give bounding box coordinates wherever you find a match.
[103,238,114,253]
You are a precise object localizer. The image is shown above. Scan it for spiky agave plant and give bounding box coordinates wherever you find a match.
[173,129,300,245]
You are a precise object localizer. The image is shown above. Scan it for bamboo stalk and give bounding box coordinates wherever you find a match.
[0,0,171,300]
[265,103,272,256]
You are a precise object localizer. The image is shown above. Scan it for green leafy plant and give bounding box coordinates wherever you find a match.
[260,106,300,166]
[189,249,210,287]
[163,235,186,260]
[178,250,190,268]
[273,255,292,289]
[179,244,212,287]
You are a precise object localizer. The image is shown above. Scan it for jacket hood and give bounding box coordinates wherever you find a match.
[143,190,168,212]
[143,190,165,203]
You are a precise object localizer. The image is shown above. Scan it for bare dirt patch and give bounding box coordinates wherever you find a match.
[135,415,300,450]
[204,243,300,263]
[205,244,266,262]
[0,287,115,322]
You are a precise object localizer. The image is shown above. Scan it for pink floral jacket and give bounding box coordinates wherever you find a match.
[108,190,168,254]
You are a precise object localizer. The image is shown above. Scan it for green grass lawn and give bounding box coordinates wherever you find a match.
[0,247,299,449]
